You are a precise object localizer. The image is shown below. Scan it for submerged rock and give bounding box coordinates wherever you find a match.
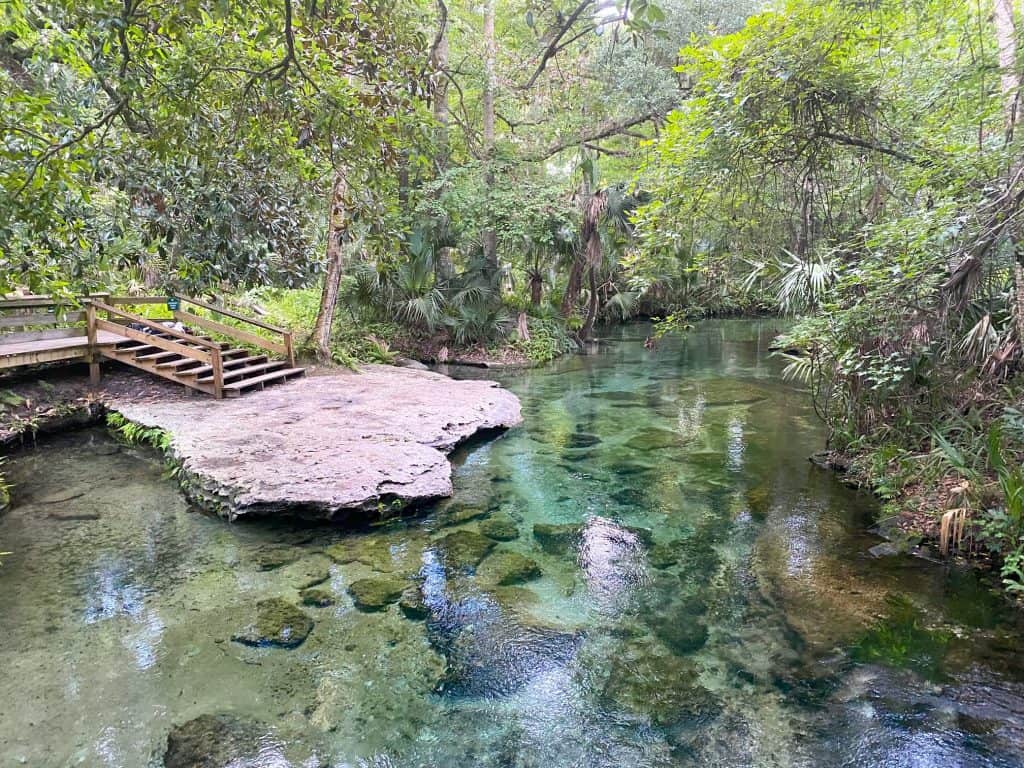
[282,554,332,589]
[163,713,265,768]
[602,648,719,725]
[477,551,541,586]
[253,545,301,571]
[399,584,429,620]
[479,514,520,541]
[348,577,407,611]
[532,523,583,555]
[232,598,313,648]
[300,587,335,607]
[436,530,496,570]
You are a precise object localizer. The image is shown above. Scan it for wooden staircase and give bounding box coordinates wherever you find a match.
[105,334,305,397]
[87,297,306,398]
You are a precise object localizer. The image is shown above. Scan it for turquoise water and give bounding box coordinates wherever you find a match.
[1,319,1023,767]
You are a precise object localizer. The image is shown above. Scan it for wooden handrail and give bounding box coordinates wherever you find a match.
[88,299,220,350]
[172,309,287,356]
[182,296,288,335]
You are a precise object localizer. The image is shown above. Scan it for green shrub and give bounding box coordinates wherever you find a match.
[511,317,577,363]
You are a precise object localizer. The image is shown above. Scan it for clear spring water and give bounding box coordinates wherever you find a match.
[1,319,1023,767]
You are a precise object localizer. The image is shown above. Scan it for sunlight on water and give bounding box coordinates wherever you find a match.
[1,320,1023,767]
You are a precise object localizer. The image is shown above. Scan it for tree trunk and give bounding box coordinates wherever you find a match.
[481,0,498,277]
[560,253,584,317]
[311,169,348,361]
[529,274,543,305]
[994,0,1020,140]
[431,9,450,171]
[581,266,599,340]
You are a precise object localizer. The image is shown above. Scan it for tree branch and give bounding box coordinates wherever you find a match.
[529,110,665,161]
[520,0,594,90]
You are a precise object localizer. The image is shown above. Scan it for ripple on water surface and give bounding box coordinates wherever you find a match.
[1,320,1024,767]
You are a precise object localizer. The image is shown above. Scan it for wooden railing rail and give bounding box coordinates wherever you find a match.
[179,296,295,368]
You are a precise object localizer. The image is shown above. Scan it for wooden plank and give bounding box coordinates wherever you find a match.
[106,296,171,305]
[223,367,305,392]
[0,328,84,343]
[181,296,288,334]
[173,310,287,355]
[0,311,85,328]
[95,319,212,363]
[0,346,90,368]
[197,360,285,383]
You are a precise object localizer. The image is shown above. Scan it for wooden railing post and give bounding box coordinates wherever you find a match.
[211,347,224,399]
[84,300,100,386]
[283,331,295,368]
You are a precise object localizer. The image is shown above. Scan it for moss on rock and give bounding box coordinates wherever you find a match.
[532,523,582,555]
[479,514,520,541]
[477,551,541,586]
[300,587,335,607]
[348,577,407,611]
[232,598,313,648]
[436,529,496,570]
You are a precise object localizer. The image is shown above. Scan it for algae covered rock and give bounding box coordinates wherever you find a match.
[532,523,582,555]
[232,598,313,648]
[479,514,520,541]
[399,584,429,620]
[348,577,407,611]
[439,503,489,526]
[436,529,496,569]
[477,551,541,586]
[602,649,719,725]
[282,554,332,589]
[253,545,301,571]
[300,587,335,607]
[163,713,263,768]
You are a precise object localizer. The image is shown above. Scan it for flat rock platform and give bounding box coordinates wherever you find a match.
[107,365,522,521]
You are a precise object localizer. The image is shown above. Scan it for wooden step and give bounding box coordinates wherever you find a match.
[223,367,306,394]
[195,360,284,383]
[114,342,156,354]
[134,349,200,363]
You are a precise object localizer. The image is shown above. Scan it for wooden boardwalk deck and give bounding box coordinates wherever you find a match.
[0,330,125,367]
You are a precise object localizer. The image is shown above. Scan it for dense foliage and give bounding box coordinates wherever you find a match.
[632,0,1024,590]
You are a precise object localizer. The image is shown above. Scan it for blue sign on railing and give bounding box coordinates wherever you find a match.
[166,296,181,311]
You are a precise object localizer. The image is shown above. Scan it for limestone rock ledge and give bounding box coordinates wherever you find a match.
[107,365,521,522]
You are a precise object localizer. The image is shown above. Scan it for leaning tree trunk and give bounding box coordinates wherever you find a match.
[311,169,349,361]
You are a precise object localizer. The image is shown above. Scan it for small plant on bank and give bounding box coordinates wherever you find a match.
[106,412,172,452]
[510,317,576,363]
